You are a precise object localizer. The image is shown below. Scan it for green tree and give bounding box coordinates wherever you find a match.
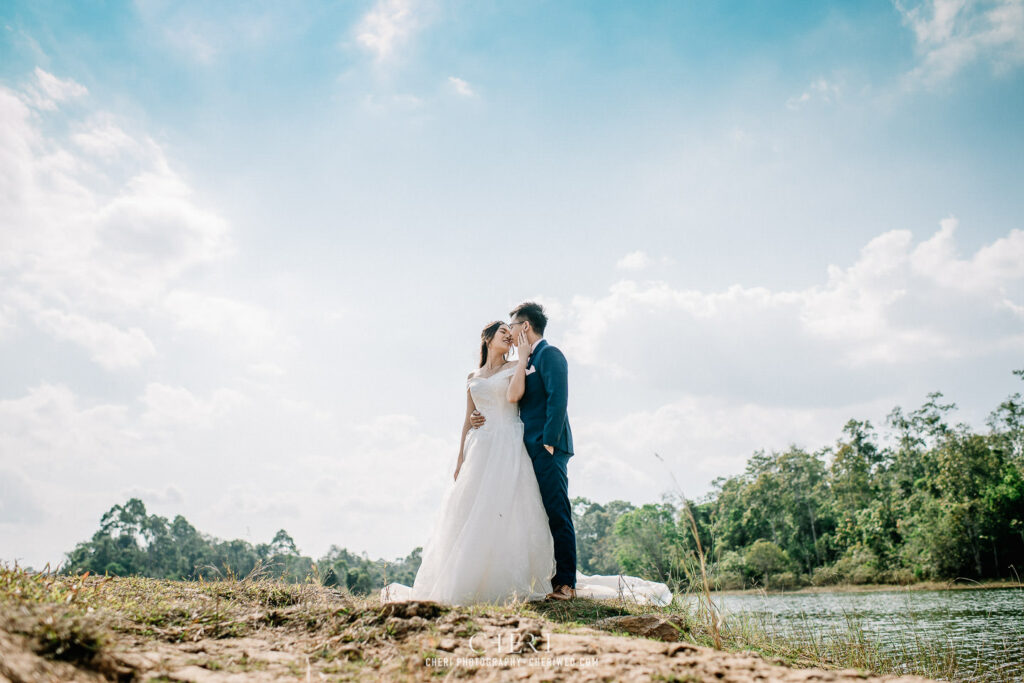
[573,497,634,574]
[613,503,685,586]
[744,540,790,588]
[988,369,1024,466]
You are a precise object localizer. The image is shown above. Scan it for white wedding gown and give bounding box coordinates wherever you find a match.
[380,366,672,607]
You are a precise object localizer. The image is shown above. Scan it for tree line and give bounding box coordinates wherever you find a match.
[59,497,422,592]
[60,372,1024,592]
[576,372,1024,590]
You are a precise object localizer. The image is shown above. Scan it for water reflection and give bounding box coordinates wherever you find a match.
[682,587,1024,681]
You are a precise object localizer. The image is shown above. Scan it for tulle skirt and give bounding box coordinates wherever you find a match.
[382,421,555,605]
[380,421,674,607]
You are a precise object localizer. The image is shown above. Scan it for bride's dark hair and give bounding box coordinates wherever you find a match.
[480,321,505,368]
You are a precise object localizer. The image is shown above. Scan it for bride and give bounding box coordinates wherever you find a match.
[380,321,671,607]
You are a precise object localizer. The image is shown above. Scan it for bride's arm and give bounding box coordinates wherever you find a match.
[455,379,477,480]
[506,352,530,403]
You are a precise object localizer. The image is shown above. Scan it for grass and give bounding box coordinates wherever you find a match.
[647,450,1023,681]
[409,580,1007,680]
[661,588,1024,682]
[469,586,1019,681]
[0,561,371,676]
[2,560,1019,681]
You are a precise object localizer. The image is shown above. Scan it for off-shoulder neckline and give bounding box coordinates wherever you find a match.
[468,363,517,381]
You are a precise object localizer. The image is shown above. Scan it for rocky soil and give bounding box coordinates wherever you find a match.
[0,570,936,682]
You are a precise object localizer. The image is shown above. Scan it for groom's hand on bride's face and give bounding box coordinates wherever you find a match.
[470,410,486,428]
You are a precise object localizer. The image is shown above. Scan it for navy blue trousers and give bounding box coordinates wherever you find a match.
[528,446,577,588]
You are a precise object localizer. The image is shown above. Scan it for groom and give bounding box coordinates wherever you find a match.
[471,301,577,600]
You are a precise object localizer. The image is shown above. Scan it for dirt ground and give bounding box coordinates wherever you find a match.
[1,599,936,683]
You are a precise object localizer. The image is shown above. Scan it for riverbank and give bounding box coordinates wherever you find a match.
[0,566,936,682]
[712,578,1024,597]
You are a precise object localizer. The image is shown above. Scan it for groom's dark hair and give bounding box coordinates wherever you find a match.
[510,301,547,336]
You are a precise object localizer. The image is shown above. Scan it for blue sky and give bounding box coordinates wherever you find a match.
[1,0,1023,569]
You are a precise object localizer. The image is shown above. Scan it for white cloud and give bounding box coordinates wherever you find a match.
[33,68,88,100]
[121,484,184,506]
[797,229,938,361]
[3,219,1021,569]
[552,222,1024,505]
[141,383,248,431]
[0,55,330,553]
[786,77,842,110]
[359,92,424,112]
[355,0,418,62]
[0,468,46,524]
[24,67,87,110]
[287,412,457,556]
[248,362,286,378]
[163,290,286,356]
[0,88,43,212]
[0,383,177,568]
[173,28,218,64]
[0,303,14,340]
[131,2,307,65]
[786,92,812,110]
[0,69,276,373]
[897,0,1024,85]
[71,120,136,157]
[0,384,135,468]
[616,250,652,271]
[213,485,302,521]
[447,76,475,97]
[574,395,894,504]
[0,368,461,568]
[615,250,674,271]
[33,309,157,369]
[909,216,1024,292]
[92,168,230,285]
[564,221,1024,383]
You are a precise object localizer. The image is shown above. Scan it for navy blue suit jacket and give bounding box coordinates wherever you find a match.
[518,339,574,457]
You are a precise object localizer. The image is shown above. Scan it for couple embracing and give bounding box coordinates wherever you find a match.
[382,302,670,607]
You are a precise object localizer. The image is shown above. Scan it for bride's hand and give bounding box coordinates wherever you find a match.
[470,410,486,428]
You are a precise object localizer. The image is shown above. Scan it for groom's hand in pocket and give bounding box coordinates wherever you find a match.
[470,410,486,429]
[544,445,554,454]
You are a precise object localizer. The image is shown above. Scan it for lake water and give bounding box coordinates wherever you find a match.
[688,587,1024,681]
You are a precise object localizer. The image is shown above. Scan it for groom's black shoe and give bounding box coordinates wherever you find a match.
[545,584,576,601]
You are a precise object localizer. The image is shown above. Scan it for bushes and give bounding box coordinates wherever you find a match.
[811,565,842,586]
[772,572,802,590]
[744,540,791,588]
[802,545,884,585]
[707,543,809,590]
[808,547,917,587]
[878,568,916,585]
[833,545,881,585]
[710,550,747,590]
